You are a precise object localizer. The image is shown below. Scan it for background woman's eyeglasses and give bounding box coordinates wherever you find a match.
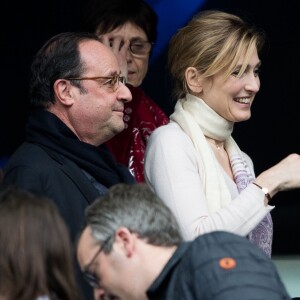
[129,41,154,56]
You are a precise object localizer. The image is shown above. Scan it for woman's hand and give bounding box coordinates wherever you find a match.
[255,153,300,197]
[99,33,129,81]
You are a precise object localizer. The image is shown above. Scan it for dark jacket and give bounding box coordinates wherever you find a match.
[2,142,99,242]
[147,231,291,300]
[1,110,135,300]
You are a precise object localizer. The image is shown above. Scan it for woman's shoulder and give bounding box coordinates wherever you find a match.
[149,121,192,145]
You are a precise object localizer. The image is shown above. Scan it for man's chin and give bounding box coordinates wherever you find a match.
[111,123,126,135]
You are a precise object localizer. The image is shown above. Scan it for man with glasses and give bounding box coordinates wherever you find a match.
[82,0,169,183]
[77,183,291,300]
[1,31,135,300]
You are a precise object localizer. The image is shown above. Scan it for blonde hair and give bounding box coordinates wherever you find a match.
[168,10,265,98]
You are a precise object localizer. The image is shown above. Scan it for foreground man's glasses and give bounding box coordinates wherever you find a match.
[66,73,127,92]
[82,236,112,288]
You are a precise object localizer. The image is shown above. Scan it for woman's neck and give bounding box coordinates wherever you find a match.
[205,136,225,150]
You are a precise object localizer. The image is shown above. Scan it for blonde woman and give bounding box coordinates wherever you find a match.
[145,10,300,258]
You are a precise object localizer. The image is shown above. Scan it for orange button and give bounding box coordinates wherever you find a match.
[219,257,236,270]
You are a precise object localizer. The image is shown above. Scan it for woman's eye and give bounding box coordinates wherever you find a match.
[254,68,261,77]
[133,43,144,49]
[231,70,241,77]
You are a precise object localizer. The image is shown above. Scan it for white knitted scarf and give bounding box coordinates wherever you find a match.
[170,94,272,257]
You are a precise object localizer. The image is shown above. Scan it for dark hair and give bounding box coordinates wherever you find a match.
[82,0,158,43]
[0,186,82,300]
[81,183,182,252]
[29,31,100,109]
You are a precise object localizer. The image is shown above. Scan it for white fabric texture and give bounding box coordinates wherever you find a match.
[145,94,273,241]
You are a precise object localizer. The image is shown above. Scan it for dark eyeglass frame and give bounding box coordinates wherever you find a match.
[129,40,154,56]
[66,73,127,92]
[82,235,112,288]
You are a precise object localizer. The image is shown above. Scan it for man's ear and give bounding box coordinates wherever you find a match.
[185,67,203,94]
[115,227,136,257]
[53,79,75,106]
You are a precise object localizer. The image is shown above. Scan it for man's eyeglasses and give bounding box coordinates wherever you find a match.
[82,236,112,288]
[129,41,154,56]
[66,73,126,92]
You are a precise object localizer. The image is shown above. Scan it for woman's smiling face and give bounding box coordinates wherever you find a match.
[198,47,261,123]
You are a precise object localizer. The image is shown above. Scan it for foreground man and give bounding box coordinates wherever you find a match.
[77,183,290,300]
